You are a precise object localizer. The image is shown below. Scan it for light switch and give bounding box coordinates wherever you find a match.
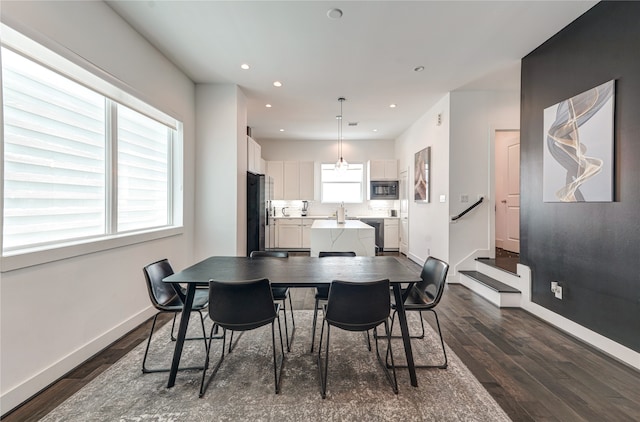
[439,195,446,203]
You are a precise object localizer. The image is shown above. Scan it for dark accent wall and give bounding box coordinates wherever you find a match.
[521,1,640,352]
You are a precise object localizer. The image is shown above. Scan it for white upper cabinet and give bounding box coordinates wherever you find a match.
[368,159,398,180]
[247,136,262,174]
[298,161,315,200]
[269,160,314,200]
[267,161,284,199]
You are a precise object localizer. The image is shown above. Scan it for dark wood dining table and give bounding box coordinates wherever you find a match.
[163,255,422,388]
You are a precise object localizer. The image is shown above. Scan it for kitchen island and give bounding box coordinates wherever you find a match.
[310,219,376,257]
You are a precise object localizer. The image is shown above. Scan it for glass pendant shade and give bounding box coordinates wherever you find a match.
[335,156,348,172]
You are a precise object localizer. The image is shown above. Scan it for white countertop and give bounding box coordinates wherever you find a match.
[311,220,373,229]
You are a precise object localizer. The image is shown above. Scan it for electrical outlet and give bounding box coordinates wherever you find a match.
[554,285,563,300]
[551,281,558,292]
[460,194,469,203]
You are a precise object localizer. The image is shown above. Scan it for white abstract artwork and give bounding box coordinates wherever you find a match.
[543,80,615,202]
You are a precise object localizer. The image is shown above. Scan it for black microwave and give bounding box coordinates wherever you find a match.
[369,180,399,200]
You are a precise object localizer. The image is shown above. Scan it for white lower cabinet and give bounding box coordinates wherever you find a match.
[384,219,399,250]
[275,218,315,249]
[277,218,302,248]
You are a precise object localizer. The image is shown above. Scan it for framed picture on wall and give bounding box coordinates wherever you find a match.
[414,146,430,202]
[543,80,615,202]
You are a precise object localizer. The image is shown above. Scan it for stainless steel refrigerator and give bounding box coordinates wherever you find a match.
[247,172,273,256]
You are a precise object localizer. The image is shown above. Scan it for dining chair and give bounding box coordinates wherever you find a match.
[317,279,398,399]
[199,278,285,397]
[249,250,295,352]
[141,259,209,373]
[388,256,449,369]
[310,251,356,352]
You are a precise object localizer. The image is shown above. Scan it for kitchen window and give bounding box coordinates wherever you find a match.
[320,163,364,203]
[1,26,182,267]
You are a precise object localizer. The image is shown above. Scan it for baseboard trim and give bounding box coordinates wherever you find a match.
[1,306,157,416]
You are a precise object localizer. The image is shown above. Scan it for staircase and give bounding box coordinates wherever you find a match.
[458,258,521,307]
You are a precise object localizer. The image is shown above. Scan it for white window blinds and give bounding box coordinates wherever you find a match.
[2,48,107,250]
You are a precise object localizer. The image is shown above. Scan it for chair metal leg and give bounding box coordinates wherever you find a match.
[278,294,296,352]
[272,315,286,394]
[310,296,321,352]
[388,310,426,339]
[374,320,398,394]
[171,310,213,342]
[316,317,330,399]
[143,312,208,374]
[387,309,448,369]
[199,326,227,398]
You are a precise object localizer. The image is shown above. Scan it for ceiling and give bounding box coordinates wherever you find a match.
[105,1,596,143]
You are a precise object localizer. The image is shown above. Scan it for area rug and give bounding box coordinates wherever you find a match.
[41,311,510,421]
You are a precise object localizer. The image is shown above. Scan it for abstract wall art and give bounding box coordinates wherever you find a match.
[414,146,430,202]
[543,80,615,202]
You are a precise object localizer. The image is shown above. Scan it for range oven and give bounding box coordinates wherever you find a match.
[360,218,384,253]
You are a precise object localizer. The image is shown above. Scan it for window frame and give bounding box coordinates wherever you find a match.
[320,162,365,204]
[1,24,184,272]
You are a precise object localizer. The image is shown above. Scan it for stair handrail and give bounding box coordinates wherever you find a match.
[451,196,484,221]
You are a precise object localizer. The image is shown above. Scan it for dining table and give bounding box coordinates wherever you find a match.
[163,255,422,388]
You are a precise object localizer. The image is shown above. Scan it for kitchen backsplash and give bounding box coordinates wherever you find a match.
[271,200,398,218]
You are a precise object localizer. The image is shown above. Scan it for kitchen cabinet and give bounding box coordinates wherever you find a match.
[267,161,284,199]
[277,218,302,248]
[247,136,262,174]
[268,160,314,200]
[384,218,399,250]
[274,218,316,249]
[368,159,398,180]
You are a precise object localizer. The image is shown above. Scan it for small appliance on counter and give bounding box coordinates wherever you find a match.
[301,200,309,217]
[390,209,398,217]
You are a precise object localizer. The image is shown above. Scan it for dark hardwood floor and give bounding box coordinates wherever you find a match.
[3,254,639,421]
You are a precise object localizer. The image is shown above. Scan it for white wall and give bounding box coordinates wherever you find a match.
[393,90,519,272]
[0,1,196,414]
[259,138,395,163]
[448,90,520,276]
[395,95,451,264]
[194,84,247,260]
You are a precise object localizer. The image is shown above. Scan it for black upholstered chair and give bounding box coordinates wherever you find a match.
[199,278,285,397]
[310,251,357,352]
[317,279,398,399]
[249,250,295,351]
[389,256,449,369]
[141,259,209,373]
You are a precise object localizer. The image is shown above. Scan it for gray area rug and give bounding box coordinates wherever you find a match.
[42,311,510,421]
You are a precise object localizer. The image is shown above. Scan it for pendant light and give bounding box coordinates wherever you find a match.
[335,97,348,172]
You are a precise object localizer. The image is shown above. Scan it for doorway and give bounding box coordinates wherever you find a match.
[495,130,520,254]
[399,169,409,255]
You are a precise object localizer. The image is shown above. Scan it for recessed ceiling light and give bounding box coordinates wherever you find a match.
[390,104,397,108]
[327,8,343,19]
[265,104,272,108]
[373,129,378,132]
[414,66,424,72]
[279,129,285,132]
[240,63,250,70]
[273,81,283,87]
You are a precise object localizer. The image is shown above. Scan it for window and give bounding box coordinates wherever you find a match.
[1,30,181,257]
[320,163,364,203]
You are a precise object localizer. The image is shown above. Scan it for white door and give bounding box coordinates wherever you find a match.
[495,131,520,253]
[399,169,409,255]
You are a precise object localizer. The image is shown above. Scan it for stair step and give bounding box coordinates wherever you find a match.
[459,270,520,293]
